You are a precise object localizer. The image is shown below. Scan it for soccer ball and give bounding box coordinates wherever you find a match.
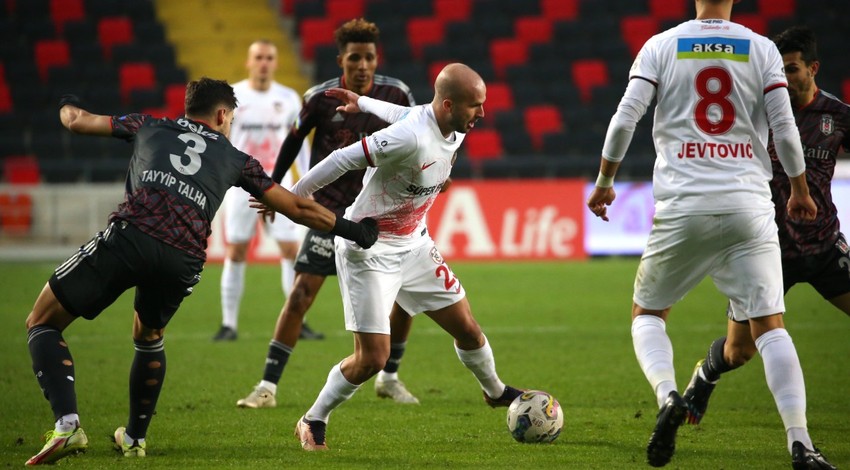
[506,390,563,443]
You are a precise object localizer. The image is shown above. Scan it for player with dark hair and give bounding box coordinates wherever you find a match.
[236,18,422,409]
[24,77,378,466]
[683,25,846,469]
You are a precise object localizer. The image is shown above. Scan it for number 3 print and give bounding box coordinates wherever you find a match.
[170,132,206,175]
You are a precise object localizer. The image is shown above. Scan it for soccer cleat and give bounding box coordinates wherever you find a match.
[682,359,716,425]
[113,427,146,457]
[236,384,277,409]
[647,391,688,467]
[299,323,325,340]
[375,379,420,404]
[294,416,328,451]
[791,441,836,470]
[483,385,524,408]
[212,325,237,341]
[25,426,88,465]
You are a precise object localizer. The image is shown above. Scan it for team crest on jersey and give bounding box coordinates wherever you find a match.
[430,246,444,265]
[332,112,344,122]
[820,114,834,136]
[837,236,849,255]
[274,101,283,113]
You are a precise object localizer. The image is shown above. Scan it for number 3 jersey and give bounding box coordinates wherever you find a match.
[109,114,274,260]
[629,19,792,215]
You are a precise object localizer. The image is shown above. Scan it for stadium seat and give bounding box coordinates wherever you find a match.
[571,59,609,104]
[407,17,444,60]
[514,17,553,46]
[2,155,41,184]
[490,39,528,80]
[648,0,688,20]
[299,17,336,61]
[292,0,324,19]
[463,129,503,162]
[483,82,514,117]
[434,0,471,21]
[842,78,850,104]
[540,0,578,21]
[758,0,795,18]
[0,82,11,115]
[523,104,564,151]
[118,62,156,105]
[163,82,186,117]
[621,16,659,58]
[324,0,364,26]
[0,191,34,235]
[427,60,452,87]
[50,0,86,35]
[97,16,134,61]
[34,38,71,82]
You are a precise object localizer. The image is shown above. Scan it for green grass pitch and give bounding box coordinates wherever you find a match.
[1,259,847,468]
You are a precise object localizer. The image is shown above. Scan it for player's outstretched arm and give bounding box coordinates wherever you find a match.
[257,186,378,248]
[58,94,112,136]
[325,87,411,124]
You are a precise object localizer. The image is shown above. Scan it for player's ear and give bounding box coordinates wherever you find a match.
[215,108,227,127]
[336,54,343,68]
[810,60,820,77]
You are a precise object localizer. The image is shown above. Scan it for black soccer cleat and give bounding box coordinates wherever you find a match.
[299,323,325,340]
[212,326,237,341]
[647,391,688,467]
[484,385,524,408]
[791,441,836,470]
[682,359,716,425]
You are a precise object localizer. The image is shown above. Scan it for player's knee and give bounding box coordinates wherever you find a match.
[726,343,756,367]
[287,284,316,314]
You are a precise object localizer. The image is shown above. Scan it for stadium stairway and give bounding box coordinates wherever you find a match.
[154,0,310,94]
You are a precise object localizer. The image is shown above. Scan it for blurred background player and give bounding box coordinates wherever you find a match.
[213,40,314,342]
[683,25,847,469]
[586,1,834,468]
[236,18,420,408]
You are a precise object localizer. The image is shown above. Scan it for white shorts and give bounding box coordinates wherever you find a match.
[633,210,784,321]
[335,236,466,334]
[222,187,300,243]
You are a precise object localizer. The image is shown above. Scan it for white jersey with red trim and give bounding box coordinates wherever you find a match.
[630,19,789,215]
[350,104,461,248]
[230,80,309,188]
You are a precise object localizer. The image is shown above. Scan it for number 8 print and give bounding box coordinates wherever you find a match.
[694,66,735,136]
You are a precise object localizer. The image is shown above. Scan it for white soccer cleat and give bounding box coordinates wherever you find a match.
[375,379,420,404]
[236,384,277,408]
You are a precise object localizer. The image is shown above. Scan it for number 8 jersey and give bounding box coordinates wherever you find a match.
[628,19,798,216]
[109,114,274,260]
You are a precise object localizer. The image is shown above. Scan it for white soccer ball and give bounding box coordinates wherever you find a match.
[506,390,564,443]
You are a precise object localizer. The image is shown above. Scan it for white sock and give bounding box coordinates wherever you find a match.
[281,258,295,297]
[377,371,398,382]
[220,259,246,329]
[123,432,144,446]
[454,336,505,399]
[305,363,360,423]
[631,315,677,408]
[259,380,277,395]
[755,328,813,453]
[55,414,79,433]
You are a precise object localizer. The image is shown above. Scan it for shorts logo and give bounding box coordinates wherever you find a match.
[820,114,834,136]
[430,246,444,265]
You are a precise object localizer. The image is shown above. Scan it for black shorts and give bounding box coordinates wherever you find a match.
[293,229,337,276]
[783,233,850,299]
[49,221,203,329]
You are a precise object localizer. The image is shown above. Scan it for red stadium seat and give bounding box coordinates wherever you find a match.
[571,59,609,104]
[0,83,11,114]
[540,0,578,21]
[621,16,659,58]
[119,62,156,105]
[732,14,766,35]
[514,17,553,46]
[325,0,363,26]
[407,17,444,60]
[2,155,41,184]
[428,60,452,86]
[98,16,134,61]
[434,0,471,21]
[464,129,503,161]
[34,38,71,82]
[523,105,563,151]
[490,39,528,80]
[842,78,850,104]
[758,0,795,18]
[299,18,336,61]
[50,0,85,35]
[648,0,687,20]
[163,83,186,117]
[484,82,514,116]
[0,192,34,235]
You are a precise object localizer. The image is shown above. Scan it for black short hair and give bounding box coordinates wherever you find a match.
[773,26,819,64]
[184,77,238,117]
[334,18,380,52]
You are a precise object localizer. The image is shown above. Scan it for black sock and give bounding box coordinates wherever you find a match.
[261,340,292,384]
[701,336,735,382]
[382,342,407,374]
[127,338,166,439]
[28,326,78,421]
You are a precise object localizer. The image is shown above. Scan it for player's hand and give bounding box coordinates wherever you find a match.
[249,197,276,222]
[356,217,379,249]
[586,186,616,222]
[325,88,361,113]
[787,194,817,222]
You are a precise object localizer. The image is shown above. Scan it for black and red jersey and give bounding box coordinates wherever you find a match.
[109,114,274,259]
[769,89,850,258]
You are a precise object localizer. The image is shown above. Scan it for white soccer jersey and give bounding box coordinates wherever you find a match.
[628,19,792,215]
[230,80,309,189]
[293,104,462,254]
